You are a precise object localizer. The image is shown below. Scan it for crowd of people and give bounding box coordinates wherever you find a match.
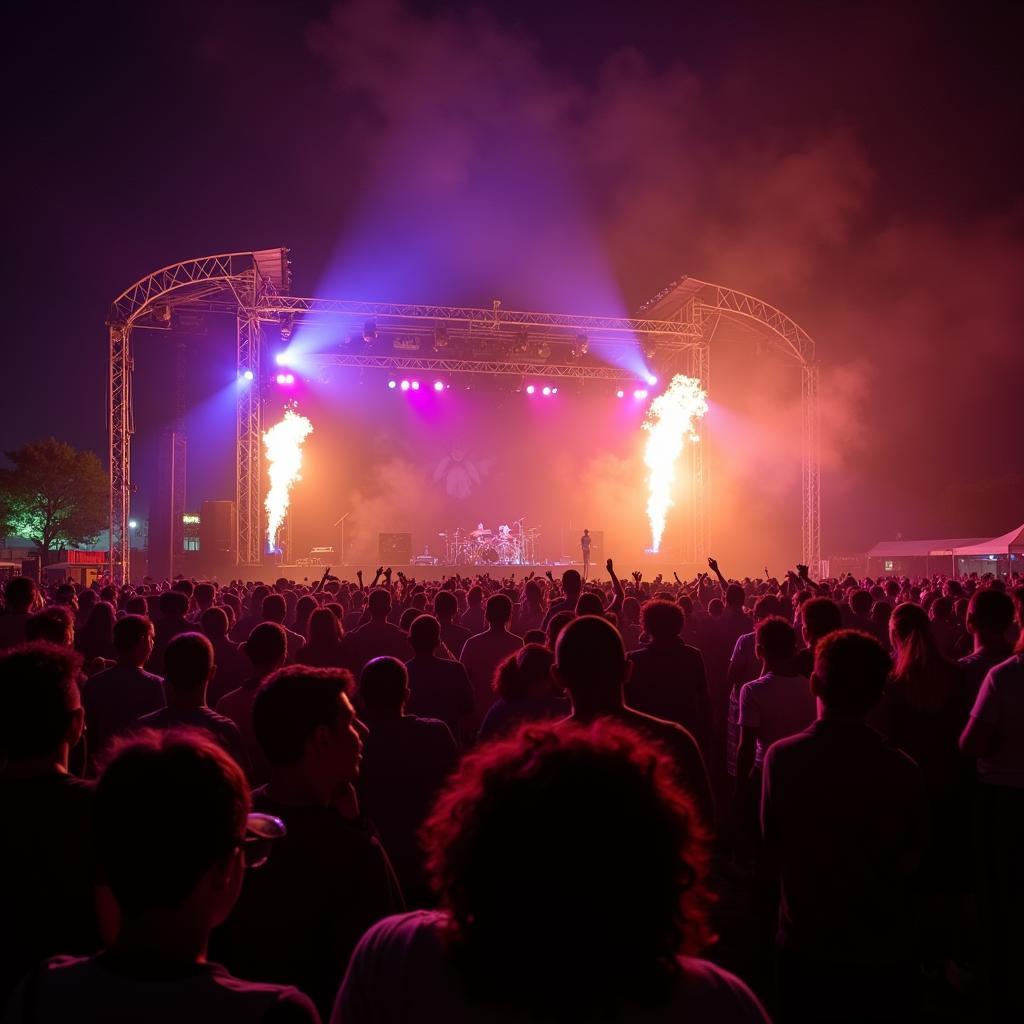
[0,557,1022,1022]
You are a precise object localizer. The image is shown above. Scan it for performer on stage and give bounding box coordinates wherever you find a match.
[580,528,592,580]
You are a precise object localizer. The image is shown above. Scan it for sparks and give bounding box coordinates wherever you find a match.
[263,408,314,552]
[642,374,708,553]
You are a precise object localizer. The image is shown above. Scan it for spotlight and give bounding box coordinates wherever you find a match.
[279,315,293,342]
[542,386,552,396]
[128,520,138,530]
[526,385,536,395]
[275,351,289,366]
[643,342,657,359]
[400,380,411,391]
[537,341,551,360]
[433,380,445,392]
[387,380,397,389]
[433,325,449,349]
[616,390,625,398]
[242,369,254,381]
[285,373,295,384]
[411,380,421,391]
[576,334,589,355]
[551,387,558,395]
[634,388,649,400]
[646,374,658,386]
[363,320,377,343]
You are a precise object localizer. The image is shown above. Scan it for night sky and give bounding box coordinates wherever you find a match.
[7,0,1023,559]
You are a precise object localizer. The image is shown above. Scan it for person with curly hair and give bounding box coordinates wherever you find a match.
[331,721,768,1023]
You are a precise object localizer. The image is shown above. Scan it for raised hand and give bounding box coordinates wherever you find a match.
[707,557,719,574]
[545,570,555,582]
[606,558,614,574]
[376,566,384,576]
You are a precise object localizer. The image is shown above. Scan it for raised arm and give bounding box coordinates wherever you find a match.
[606,558,625,614]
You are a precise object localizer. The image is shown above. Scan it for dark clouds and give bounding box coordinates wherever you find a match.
[6,0,1023,559]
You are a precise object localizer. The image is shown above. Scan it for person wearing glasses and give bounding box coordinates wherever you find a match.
[3,727,315,1022]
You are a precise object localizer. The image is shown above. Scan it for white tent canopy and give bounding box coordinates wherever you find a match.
[953,523,1024,557]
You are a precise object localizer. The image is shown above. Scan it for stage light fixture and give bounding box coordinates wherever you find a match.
[537,341,551,360]
[576,334,589,355]
[363,320,377,343]
[551,387,558,395]
[634,388,649,400]
[433,380,444,392]
[387,380,397,389]
[542,386,552,396]
[279,315,293,342]
[400,380,411,391]
[411,380,421,391]
[242,369,254,381]
[433,325,449,349]
[526,385,536,395]
[616,390,625,398]
[128,520,138,530]
[275,351,289,366]
[643,342,657,359]
[646,374,658,386]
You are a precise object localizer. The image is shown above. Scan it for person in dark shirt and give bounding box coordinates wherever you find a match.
[201,606,250,707]
[0,576,38,651]
[432,590,471,660]
[788,596,843,678]
[478,643,569,743]
[541,569,582,629]
[212,665,403,1019]
[554,615,714,831]
[217,623,289,787]
[81,614,164,765]
[958,587,1016,698]
[138,633,250,774]
[762,629,929,1023]
[148,590,191,675]
[4,728,318,1022]
[356,657,458,907]
[0,643,100,1007]
[627,600,710,751]
[404,615,474,744]
[344,590,413,675]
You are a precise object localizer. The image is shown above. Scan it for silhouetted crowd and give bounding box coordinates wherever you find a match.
[1,560,1022,1022]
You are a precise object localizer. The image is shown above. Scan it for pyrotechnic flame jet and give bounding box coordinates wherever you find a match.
[264,408,314,552]
[642,375,708,554]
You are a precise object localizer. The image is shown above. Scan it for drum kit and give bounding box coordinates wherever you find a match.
[438,519,539,565]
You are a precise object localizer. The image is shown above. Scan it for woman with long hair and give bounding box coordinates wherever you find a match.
[295,607,348,669]
[880,601,973,965]
[332,722,768,1023]
[476,644,568,743]
[75,599,117,663]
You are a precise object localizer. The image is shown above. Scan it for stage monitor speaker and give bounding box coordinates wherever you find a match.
[378,533,412,564]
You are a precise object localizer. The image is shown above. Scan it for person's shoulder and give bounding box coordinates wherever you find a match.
[137,706,167,725]
[988,653,1024,686]
[205,963,320,1022]
[355,909,448,958]
[763,725,814,766]
[674,957,770,1022]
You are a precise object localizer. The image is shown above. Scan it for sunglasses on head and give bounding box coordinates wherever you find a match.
[241,812,286,869]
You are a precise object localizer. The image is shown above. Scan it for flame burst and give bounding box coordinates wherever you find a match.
[642,374,708,553]
[264,408,314,553]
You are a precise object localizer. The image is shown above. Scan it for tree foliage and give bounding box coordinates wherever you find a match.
[0,438,108,552]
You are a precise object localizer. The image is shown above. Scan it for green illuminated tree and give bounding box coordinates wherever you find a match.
[0,438,108,553]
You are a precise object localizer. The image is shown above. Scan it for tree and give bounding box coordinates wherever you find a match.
[0,438,108,553]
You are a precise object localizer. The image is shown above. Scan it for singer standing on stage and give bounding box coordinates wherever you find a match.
[580,529,592,580]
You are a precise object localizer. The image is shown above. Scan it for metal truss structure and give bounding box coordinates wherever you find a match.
[108,252,820,583]
[640,278,821,572]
